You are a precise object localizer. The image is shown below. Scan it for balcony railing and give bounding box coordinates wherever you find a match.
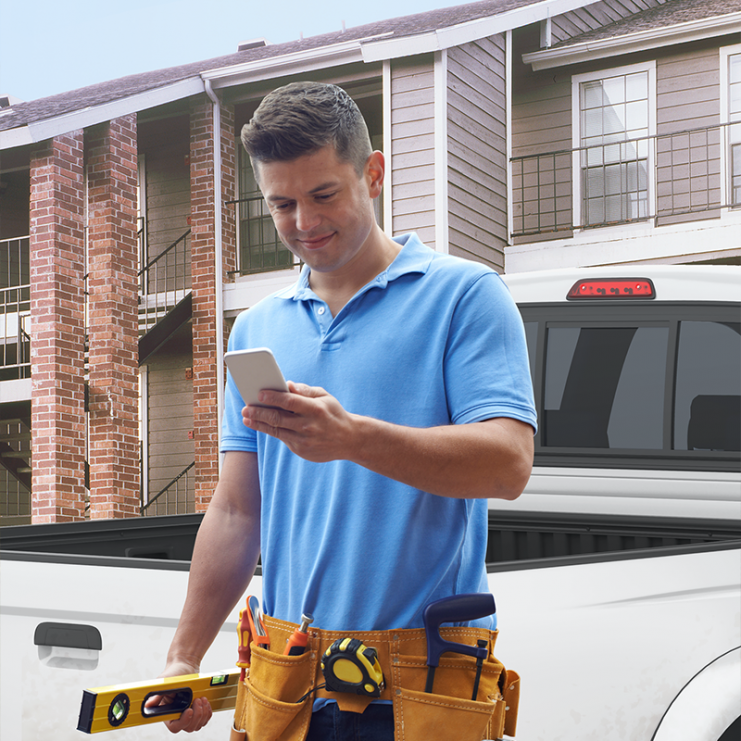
[138,229,191,335]
[0,237,30,381]
[229,196,297,275]
[511,122,739,238]
[141,461,195,516]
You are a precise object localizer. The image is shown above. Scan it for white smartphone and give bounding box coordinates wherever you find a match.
[224,347,288,406]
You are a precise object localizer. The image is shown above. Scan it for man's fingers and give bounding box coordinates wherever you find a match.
[164,697,213,734]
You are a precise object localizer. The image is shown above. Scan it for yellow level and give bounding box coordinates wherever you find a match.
[77,669,239,734]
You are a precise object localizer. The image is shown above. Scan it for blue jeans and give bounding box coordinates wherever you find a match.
[306,703,394,741]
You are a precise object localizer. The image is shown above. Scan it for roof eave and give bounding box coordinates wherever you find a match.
[522,11,741,71]
[201,37,384,89]
[361,0,592,62]
[0,77,205,151]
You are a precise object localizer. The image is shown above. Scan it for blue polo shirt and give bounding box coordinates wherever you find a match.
[221,233,536,631]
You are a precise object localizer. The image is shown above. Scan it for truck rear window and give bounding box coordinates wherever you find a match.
[521,306,740,469]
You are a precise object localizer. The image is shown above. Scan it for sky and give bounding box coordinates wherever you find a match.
[1,0,476,103]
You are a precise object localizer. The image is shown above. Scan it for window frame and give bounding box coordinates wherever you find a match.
[720,43,741,208]
[520,301,740,472]
[571,61,657,231]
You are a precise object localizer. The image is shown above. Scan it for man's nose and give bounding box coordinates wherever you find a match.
[295,202,321,232]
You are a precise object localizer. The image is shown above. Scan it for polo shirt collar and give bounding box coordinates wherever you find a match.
[278,232,432,302]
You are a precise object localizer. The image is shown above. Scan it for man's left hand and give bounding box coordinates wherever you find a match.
[242,381,358,462]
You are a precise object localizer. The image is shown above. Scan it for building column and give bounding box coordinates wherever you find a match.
[29,132,87,522]
[190,97,236,511]
[86,116,140,518]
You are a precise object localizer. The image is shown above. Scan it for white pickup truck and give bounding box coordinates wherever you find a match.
[1,265,739,741]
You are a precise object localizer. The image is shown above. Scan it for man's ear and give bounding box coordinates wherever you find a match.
[365,150,385,198]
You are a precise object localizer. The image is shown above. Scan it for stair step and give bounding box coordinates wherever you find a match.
[0,432,31,441]
[1,450,30,459]
[0,418,30,428]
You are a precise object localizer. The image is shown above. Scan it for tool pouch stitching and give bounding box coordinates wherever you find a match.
[391,650,507,741]
[234,645,313,741]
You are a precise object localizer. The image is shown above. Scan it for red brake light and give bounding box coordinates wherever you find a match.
[567,278,655,300]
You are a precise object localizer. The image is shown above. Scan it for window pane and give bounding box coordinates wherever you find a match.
[674,321,741,451]
[579,71,649,226]
[543,326,667,448]
[602,76,625,106]
[626,72,648,102]
[582,81,603,109]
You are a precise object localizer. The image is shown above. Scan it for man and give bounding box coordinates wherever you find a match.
[159,81,536,738]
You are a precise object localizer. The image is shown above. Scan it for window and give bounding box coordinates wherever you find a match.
[237,150,293,275]
[573,63,655,228]
[675,321,741,452]
[520,305,741,466]
[542,325,668,449]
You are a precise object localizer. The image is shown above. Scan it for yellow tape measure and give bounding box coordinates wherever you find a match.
[321,637,385,697]
[77,669,239,733]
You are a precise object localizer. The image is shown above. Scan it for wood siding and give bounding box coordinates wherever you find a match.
[139,116,191,289]
[511,25,573,241]
[390,57,436,247]
[656,43,722,225]
[447,36,508,270]
[512,19,729,240]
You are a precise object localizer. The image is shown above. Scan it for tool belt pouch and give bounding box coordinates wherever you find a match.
[233,645,313,741]
[392,632,520,741]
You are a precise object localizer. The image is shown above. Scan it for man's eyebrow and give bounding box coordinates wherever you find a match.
[266,181,339,203]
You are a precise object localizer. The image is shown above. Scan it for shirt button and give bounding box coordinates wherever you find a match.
[317,306,326,315]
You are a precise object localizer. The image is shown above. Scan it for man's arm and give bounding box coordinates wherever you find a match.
[244,383,533,500]
[156,451,261,733]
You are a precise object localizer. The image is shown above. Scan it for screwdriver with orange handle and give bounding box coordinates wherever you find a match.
[284,613,314,656]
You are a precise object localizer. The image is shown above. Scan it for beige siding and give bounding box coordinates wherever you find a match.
[145,329,195,515]
[390,57,436,247]
[511,28,573,242]
[656,45,722,225]
[447,36,507,270]
[139,116,191,290]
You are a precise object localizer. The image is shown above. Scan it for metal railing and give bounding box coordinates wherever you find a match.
[0,237,31,381]
[141,461,195,516]
[229,196,297,275]
[511,122,739,238]
[138,229,191,335]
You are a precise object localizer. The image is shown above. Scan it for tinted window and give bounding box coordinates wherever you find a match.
[674,321,741,451]
[543,326,668,449]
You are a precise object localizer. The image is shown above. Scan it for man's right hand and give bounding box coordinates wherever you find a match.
[144,661,214,734]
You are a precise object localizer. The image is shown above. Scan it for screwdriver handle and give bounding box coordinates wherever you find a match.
[236,605,252,680]
[423,593,495,668]
[284,613,314,656]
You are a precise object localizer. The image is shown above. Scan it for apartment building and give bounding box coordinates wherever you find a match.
[0,0,738,524]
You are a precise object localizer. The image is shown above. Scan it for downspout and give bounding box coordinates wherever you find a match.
[204,79,225,466]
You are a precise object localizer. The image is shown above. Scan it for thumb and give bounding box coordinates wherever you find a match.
[287,381,325,397]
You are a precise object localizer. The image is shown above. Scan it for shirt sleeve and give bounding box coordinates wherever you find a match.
[444,272,537,431]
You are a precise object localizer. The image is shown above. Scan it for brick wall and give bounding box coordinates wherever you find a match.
[190,97,236,510]
[86,116,140,518]
[29,132,87,522]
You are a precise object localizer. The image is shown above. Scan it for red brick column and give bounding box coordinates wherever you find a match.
[190,97,236,511]
[86,116,140,518]
[29,132,87,523]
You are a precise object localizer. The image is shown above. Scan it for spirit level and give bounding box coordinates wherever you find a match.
[77,669,239,734]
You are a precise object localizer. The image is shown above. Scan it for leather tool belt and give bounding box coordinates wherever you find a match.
[230,614,520,741]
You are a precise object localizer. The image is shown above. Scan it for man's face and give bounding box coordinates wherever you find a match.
[257,145,383,278]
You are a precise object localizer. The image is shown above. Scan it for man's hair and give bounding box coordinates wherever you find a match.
[241,82,372,177]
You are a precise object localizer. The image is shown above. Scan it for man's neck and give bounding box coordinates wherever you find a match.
[309,229,401,316]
